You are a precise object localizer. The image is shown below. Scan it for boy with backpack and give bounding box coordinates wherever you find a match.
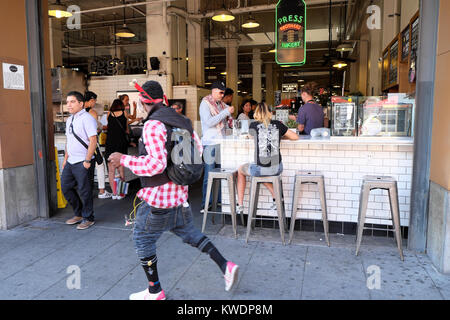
[108,80,239,300]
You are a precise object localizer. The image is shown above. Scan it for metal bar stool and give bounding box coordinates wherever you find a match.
[355,175,404,261]
[245,174,287,245]
[289,171,330,246]
[201,168,244,238]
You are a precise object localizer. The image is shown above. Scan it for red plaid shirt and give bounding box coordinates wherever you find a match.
[120,120,203,208]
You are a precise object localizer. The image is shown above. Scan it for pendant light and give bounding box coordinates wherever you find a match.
[90,32,98,75]
[242,14,259,28]
[48,0,72,18]
[212,1,235,22]
[333,62,348,69]
[336,43,353,52]
[116,1,135,38]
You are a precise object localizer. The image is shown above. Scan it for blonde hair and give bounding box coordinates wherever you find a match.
[253,103,272,128]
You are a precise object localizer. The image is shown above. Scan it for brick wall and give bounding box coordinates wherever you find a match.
[220,139,414,227]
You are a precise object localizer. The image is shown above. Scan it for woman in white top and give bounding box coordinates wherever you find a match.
[237,100,252,121]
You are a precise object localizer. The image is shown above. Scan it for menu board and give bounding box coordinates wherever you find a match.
[382,51,389,89]
[401,28,410,61]
[389,40,399,85]
[332,102,356,135]
[411,18,419,59]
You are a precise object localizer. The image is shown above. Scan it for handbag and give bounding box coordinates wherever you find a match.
[111,112,131,144]
[70,121,104,165]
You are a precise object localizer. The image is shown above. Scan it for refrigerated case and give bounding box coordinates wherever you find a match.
[358,96,413,137]
[330,95,415,137]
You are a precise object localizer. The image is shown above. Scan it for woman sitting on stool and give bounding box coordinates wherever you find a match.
[236,103,299,215]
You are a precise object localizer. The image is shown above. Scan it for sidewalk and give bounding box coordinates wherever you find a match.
[0,183,449,300]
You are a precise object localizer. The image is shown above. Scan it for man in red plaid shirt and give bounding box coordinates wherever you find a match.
[109,81,239,300]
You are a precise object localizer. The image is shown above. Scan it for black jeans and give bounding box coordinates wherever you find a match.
[61,160,95,221]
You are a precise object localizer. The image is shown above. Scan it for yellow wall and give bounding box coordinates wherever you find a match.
[430,0,450,190]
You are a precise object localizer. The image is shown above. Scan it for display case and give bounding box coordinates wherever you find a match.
[331,97,358,136]
[358,95,413,137]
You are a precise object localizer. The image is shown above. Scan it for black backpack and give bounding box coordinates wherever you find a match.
[139,106,204,187]
[164,125,204,186]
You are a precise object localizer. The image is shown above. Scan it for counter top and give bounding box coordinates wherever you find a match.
[216,135,414,145]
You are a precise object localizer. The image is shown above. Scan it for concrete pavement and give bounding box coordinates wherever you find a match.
[0,182,449,300]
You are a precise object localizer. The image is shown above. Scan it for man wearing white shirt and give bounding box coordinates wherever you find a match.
[199,81,235,212]
[62,91,98,230]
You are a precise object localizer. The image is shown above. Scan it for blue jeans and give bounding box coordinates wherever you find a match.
[133,202,206,259]
[201,144,221,208]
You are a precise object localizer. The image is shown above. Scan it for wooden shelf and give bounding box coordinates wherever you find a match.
[382,10,419,94]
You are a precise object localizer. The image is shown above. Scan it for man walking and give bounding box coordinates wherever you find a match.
[62,91,98,230]
[199,81,234,213]
[108,80,239,300]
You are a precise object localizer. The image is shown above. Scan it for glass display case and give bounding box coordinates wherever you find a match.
[358,95,413,137]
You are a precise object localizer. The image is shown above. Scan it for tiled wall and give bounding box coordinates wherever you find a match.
[88,75,167,107]
[220,139,414,227]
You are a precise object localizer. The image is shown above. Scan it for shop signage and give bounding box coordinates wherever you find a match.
[282,83,298,93]
[88,55,147,76]
[2,63,25,90]
[276,0,306,66]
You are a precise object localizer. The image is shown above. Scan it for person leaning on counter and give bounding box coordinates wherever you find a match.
[289,82,324,135]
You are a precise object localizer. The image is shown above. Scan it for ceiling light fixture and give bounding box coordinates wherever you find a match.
[205,66,216,70]
[333,62,348,69]
[115,1,135,38]
[242,15,259,28]
[212,1,235,22]
[269,48,276,53]
[220,71,227,75]
[336,43,353,52]
[48,0,72,18]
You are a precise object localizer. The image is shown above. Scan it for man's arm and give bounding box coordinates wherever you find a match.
[199,100,231,128]
[63,146,68,169]
[83,135,97,169]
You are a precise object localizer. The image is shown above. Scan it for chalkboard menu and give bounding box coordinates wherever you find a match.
[401,28,410,61]
[332,101,356,136]
[389,40,399,85]
[382,51,389,89]
[411,18,419,59]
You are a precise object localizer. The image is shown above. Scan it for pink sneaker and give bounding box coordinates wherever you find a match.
[129,288,166,300]
[224,261,239,291]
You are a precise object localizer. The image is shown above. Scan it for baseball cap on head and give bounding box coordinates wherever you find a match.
[211,81,226,91]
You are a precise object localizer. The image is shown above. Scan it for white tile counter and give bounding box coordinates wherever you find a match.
[216,135,414,227]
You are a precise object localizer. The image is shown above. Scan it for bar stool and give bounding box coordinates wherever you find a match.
[355,175,404,261]
[289,171,330,246]
[201,168,245,238]
[245,174,287,245]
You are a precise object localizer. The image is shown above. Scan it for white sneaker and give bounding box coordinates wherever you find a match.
[98,191,113,199]
[236,205,244,215]
[112,194,125,200]
[224,261,239,291]
[129,288,166,300]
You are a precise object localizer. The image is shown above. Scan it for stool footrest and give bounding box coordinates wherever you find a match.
[362,227,396,232]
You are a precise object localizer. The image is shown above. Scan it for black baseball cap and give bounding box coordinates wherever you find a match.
[211,81,226,91]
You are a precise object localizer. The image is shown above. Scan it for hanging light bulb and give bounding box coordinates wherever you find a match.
[48,0,72,18]
[242,15,259,28]
[116,1,135,38]
[333,62,348,69]
[212,2,235,22]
